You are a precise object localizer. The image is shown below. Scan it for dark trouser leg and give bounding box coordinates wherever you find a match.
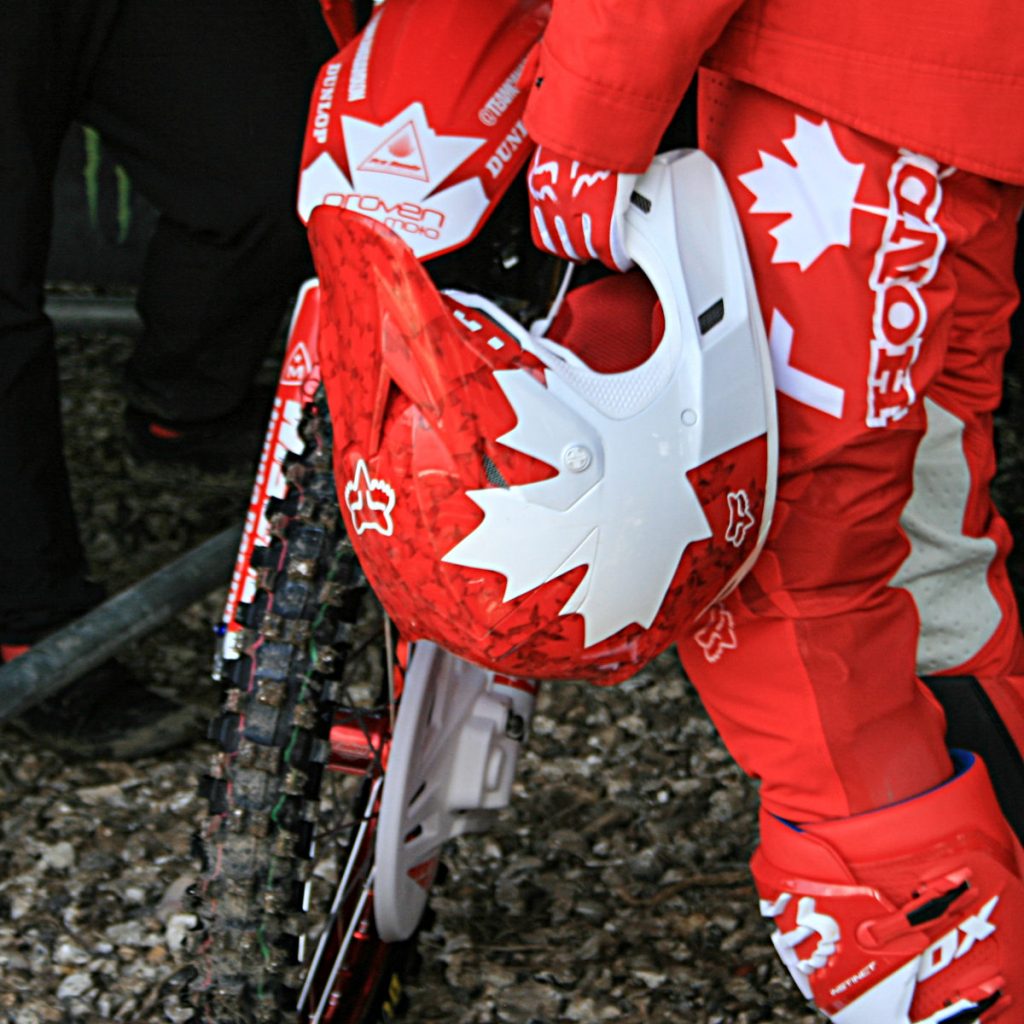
[0,1,116,641]
[82,0,335,423]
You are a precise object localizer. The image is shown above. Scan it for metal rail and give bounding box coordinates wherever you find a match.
[0,525,241,720]
[45,294,142,333]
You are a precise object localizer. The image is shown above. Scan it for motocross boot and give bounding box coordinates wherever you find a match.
[753,751,1024,1022]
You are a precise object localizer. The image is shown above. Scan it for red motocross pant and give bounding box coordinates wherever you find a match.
[677,71,1024,823]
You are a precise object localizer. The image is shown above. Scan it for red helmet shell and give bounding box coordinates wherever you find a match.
[311,207,772,684]
[298,0,549,258]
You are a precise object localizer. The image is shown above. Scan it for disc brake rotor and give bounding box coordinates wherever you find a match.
[374,642,535,942]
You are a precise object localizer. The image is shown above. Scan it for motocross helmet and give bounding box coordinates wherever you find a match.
[310,149,777,684]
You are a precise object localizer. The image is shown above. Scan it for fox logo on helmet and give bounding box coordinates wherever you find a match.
[344,458,396,537]
[726,489,756,547]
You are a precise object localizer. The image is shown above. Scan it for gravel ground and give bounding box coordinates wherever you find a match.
[2,317,1022,1023]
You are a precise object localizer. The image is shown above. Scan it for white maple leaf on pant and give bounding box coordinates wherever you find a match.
[442,365,712,647]
[739,116,865,271]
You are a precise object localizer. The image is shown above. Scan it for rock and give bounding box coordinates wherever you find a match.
[162,996,196,1023]
[165,913,198,958]
[633,968,669,989]
[53,942,90,966]
[38,841,76,871]
[104,921,149,947]
[76,783,129,807]
[493,980,563,1023]
[56,972,92,1000]
[155,874,194,922]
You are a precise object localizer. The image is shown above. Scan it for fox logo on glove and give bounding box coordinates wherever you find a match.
[527,145,637,271]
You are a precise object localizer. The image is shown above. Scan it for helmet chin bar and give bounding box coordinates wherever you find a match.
[374,642,536,942]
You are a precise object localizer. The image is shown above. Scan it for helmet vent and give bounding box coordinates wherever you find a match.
[698,298,725,336]
[482,453,510,488]
[630,190,652,214]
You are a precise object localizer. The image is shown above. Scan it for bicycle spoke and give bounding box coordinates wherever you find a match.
[297,775,384,1013]
[310,867,377,1024]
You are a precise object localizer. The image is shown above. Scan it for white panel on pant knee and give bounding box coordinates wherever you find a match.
[890,397,999,673]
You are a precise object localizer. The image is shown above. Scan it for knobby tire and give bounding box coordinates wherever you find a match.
[188,392,416,1024]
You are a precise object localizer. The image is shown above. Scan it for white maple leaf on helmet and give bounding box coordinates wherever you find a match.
[441,358,713,649]
[739,116,865,271]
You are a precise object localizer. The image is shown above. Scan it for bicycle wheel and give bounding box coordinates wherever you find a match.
[189,392,416,1024]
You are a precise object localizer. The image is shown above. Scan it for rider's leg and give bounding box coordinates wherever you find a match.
[898,207,1024,837]
[678,72,1024,1018]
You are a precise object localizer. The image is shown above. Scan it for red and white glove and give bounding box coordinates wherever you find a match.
[527,145,638,272]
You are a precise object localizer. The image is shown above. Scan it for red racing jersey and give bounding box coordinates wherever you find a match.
[522,0,1024,184]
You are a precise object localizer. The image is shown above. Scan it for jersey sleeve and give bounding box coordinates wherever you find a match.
[523,0,745,172]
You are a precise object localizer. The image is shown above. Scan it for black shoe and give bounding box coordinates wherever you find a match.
[7,658,200,760]
[124,391,272,475]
